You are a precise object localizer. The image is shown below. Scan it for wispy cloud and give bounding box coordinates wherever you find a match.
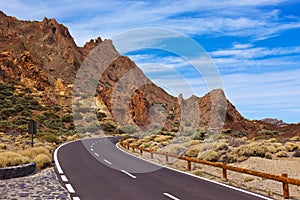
[1,0,299,45]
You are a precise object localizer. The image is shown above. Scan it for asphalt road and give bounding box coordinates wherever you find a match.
[55,137,271,200]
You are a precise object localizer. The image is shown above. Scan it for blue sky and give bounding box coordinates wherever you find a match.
[1,0,300,122]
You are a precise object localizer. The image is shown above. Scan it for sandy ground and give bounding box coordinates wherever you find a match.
[121,145,300,200]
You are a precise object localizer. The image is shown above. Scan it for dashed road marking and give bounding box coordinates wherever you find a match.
[94,152,99,157]
[91,149,94,151]
[121,170,136,179]
[163,193,180,200]
[103,159,112,165]
[73,197,80,200]
[66,184,75,193]
[61,175,68,182]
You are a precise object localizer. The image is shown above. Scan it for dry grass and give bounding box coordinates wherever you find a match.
[285,142,298,152]
[154,135,172,142]
[0,146,53,169]
[185,144,202,157]
[160,144,185,155]
[243,175,255,183]
[275,151,288,157]
[0,151,30,168]
[20,146,51,158]
[66,134,79,142]
[34,154,52,170]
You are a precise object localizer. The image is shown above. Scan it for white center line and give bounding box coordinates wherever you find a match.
[121,170,136,179]
[73,197,80,200]
[163,193,180,200]
[61,175,68,182]
[66,184,75,193]
[94,152,99,157]
[103,159,112,165]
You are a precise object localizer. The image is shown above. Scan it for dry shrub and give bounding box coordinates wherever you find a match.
[160,141,169,146]
[198,150,219,161]
[185,145,202,157]
[244,175,255,182]
[182,140,201,147]
[267,145,277,154]
[139,141,152,149]
[235,142,268,158]
[290,136,300,141]
[33,142,45,147]
[149,142,159,151]
[0,143,7,150]
[154,135,171,142]
[131,140,143,147]
[268,138,277,143]
[285,142,298,152]
[160,144,185,155]
[200,143,215,152]
[214,142,228,151]
[67,134,79,142]
[265,152,273,159]
[123,138,136,144]
[276,151,287,157]
[20,146,51,158]
[34,154,52,170]
[0,151,30,167]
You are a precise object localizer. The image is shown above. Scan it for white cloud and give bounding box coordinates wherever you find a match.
[1,0,299,45]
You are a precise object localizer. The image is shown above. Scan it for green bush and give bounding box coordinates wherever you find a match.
[119,125,136,134]
[100,122,116,134]
[13,116,31,125]
[62,114,73,123]
[86,123,101,133]
[37,132,61,144]
[20,109,32,117]
[187,130,207,140]
[258,129,281,136]
[0,107,18,117]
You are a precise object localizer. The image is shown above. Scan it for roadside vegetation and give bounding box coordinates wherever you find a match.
[0,82,79,169]
[122,127,300,163]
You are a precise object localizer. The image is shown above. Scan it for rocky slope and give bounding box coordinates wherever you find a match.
[0,11,299,138]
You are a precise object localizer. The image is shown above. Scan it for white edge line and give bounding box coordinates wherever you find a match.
[116,143,273,200]
[61,175,68,182]
[163,192,180,200]
[66,184,75,193]
[103,159,112,165]
[54,140,77,174]
[121,170,136,179]
[54,137,108,174]
[73,197,81,200]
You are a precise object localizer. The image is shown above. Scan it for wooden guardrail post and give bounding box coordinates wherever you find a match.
[222,162,228,180]
[140,149,143,156]
[166,155,169,162]
[282,173,289,199]
[150,152,153,159]
[187,160,191,171]
[132,146,135,151]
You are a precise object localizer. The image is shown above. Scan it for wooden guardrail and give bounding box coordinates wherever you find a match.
[119,139,300,199]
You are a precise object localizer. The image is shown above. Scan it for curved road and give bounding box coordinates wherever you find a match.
[55,137,271,200]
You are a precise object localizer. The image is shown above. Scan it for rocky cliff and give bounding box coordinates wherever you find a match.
[0,11,299,138]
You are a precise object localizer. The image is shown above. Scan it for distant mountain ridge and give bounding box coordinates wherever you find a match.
[0,11,299,138]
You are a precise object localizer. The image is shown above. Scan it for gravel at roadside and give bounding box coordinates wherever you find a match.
[0,167,70,200]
